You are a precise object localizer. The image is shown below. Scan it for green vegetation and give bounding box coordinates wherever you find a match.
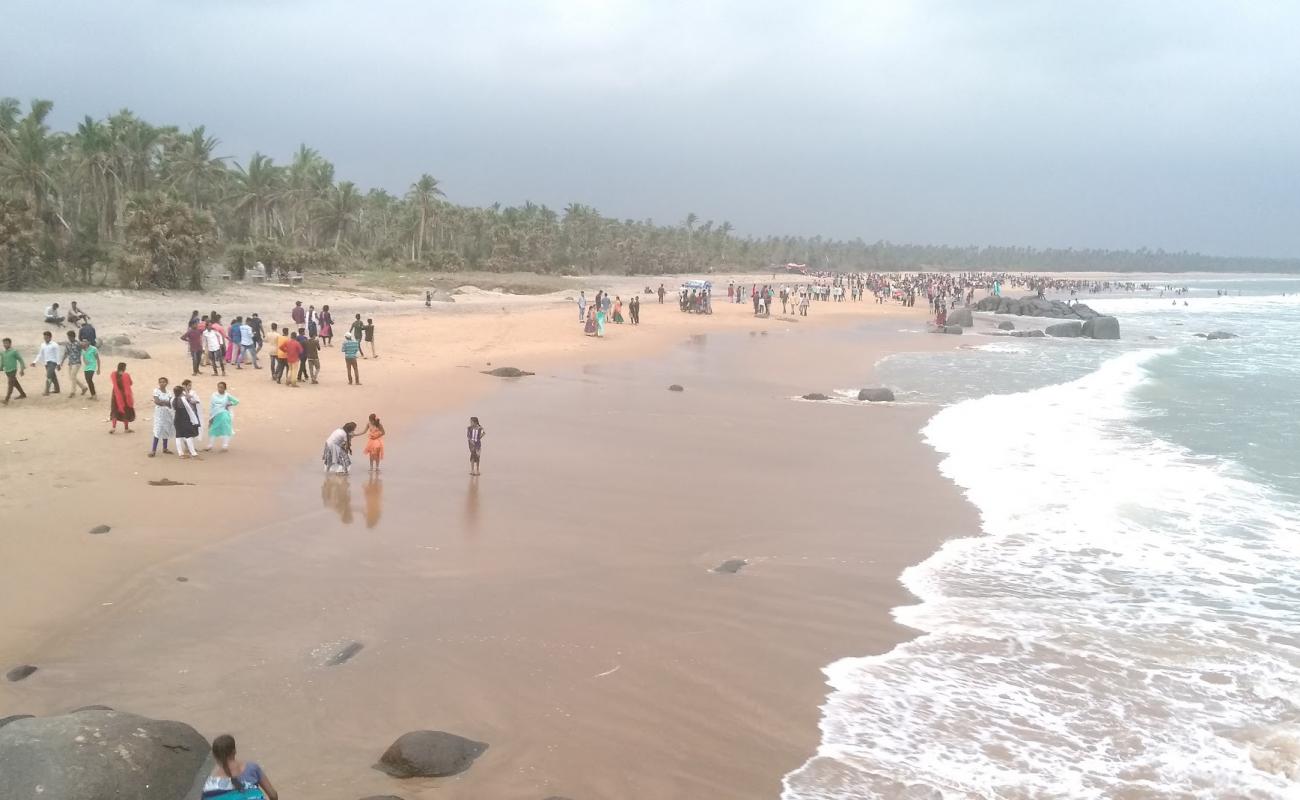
[1,97,1297,289]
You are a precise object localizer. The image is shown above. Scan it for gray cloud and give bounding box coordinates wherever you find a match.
[4,0,1299,256]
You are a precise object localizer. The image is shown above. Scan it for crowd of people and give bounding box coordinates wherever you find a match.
[578,289,642,337]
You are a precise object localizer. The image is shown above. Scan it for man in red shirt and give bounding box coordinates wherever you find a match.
[281,327,303,387]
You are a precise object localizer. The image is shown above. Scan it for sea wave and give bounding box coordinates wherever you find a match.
[783,349,1300,799]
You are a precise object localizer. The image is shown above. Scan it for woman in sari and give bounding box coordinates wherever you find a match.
[595,305,607,338]
[319,305,334,347]
[323,421,358,474]
[584,307,598,336]
[612,297,624,324]
[149,376,174,456]
[362,412,385,471]
[206,381,239,452]
[108,363,135,433]
[172,385,201,458]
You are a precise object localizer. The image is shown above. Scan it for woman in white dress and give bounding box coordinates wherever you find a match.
[149,377,175,457]
[322,421,358,474]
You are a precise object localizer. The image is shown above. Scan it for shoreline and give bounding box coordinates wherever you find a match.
[1,281,977,798]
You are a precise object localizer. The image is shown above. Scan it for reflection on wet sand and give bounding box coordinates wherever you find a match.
[364,475,383,529]
[321,474,353,524]
[464,476,480,536]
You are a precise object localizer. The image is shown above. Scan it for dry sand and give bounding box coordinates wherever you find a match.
[0,275,976,798]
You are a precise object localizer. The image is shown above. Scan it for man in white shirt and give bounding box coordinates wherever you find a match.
[43,303,64,326]
[31,330,62,395]
[238,320,258,369]
[202,323,226,377]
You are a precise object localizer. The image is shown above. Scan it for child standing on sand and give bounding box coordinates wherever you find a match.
[363,413,385,471]
[467,416,485,476]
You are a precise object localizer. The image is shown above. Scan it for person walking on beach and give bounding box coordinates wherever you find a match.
[203,322,226,376]
[237,316,259,369]
[2,338,26,405]
[172,384,201,458]
[33,330,61,395]
[149,377,174,457]
[203,734,279,800]
[303,331,321,383]
[342,333,362,385]
[467,416,485,476]
[307,304,318,338]
[658,284,666,304]
[77,316,96,347]
[81,337,99,397]
[60,330,88,396]
[281,328,303,387]
[363,412,385,471]
[108,363,135,433]
[350,314,366,355]
[363,317,377,358]
[206,381,239,451]
[578,291,587,323]
[292,300,306,329]
[630,294,640,324]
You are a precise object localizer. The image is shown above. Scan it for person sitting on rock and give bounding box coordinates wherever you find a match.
[43,302,64,326]
[203,733,278,800]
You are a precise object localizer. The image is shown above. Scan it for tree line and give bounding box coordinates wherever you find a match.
[2,98,1297,289]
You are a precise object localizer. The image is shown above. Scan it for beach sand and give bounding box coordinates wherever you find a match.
[0,277,975,798]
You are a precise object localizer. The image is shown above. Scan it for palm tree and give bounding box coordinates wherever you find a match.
[165,126,227,208]
[322,181,362,251]
[0,99,60,217]
[230,153,284,240]
[405,174,443,261]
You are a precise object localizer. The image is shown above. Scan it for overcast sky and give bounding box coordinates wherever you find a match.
[4,0,1299,257]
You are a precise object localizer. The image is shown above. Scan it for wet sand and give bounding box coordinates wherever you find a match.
[2,309,976,799]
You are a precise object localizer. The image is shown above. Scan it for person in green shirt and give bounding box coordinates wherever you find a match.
[80,338,100,398]
[349,314,366,357]
[2,338,27,405]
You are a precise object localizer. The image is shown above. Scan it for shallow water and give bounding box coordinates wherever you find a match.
[785,276,1300,799]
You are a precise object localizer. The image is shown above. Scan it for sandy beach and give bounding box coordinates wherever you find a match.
[0,276,976,799]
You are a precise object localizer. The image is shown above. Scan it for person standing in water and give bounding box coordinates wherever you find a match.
[363,412,385,471]
[203,734,278,800]
[467,416,485,476]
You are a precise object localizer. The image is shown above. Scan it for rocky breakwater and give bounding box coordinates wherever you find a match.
[974,295,1120,340]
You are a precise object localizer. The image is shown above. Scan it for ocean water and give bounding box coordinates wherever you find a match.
[783,276,1300,799]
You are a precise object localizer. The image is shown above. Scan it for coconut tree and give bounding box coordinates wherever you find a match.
[405,174,443,261]
[321,181,362,251]
[230,153,284,240]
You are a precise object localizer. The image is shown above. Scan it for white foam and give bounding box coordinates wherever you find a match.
[783,349,1300,799]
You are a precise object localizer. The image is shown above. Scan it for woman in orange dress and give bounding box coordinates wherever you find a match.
[363,412,385,471]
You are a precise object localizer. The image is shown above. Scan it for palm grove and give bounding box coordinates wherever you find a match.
[2,99,1296,290]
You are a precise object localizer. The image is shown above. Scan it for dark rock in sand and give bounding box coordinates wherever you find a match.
[6,665,37,682]
[857,388,895,402]
[801,393,829,401]
[0,715,33,729]
[108,334,132,346]
[482,367,535,378]
[997,321,1015,331]
[1009,330,1045,338]
[942,325,963,335]
[97,343,151,360]
[713,559,748,574]
[374,730,488,778]
[88,524,111,535]
[668,384,684,392]
[1206,331,1238,340]
[326,641,365,666]
[1044,321,1083,338]
[176,576,189,582]
[1082,315,1121,340]
[68,705,114,713]
[0,710,209,800]
[947,307,973,327]
[148,478,193,486]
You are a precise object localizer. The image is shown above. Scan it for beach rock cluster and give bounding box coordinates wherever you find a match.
[374,730,488,778]
[0,710,209,800]
[974,294,1101,320]
[1082,316,1120,340]
[997,321,1016,330]
[1045,321,1082,337]
[948,307,974,327]
[801,393,829,401]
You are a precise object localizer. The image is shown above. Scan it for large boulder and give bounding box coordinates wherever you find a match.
[997,321,1015,331]
[1045,321,1083,338]
[374,730,488,778]
[948,307,973,327]
[1206,331,1238,340]
[0,710,209,800]
[857,388,895,402]
[1082,316,1121,340]
[1010,329,1046,338]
